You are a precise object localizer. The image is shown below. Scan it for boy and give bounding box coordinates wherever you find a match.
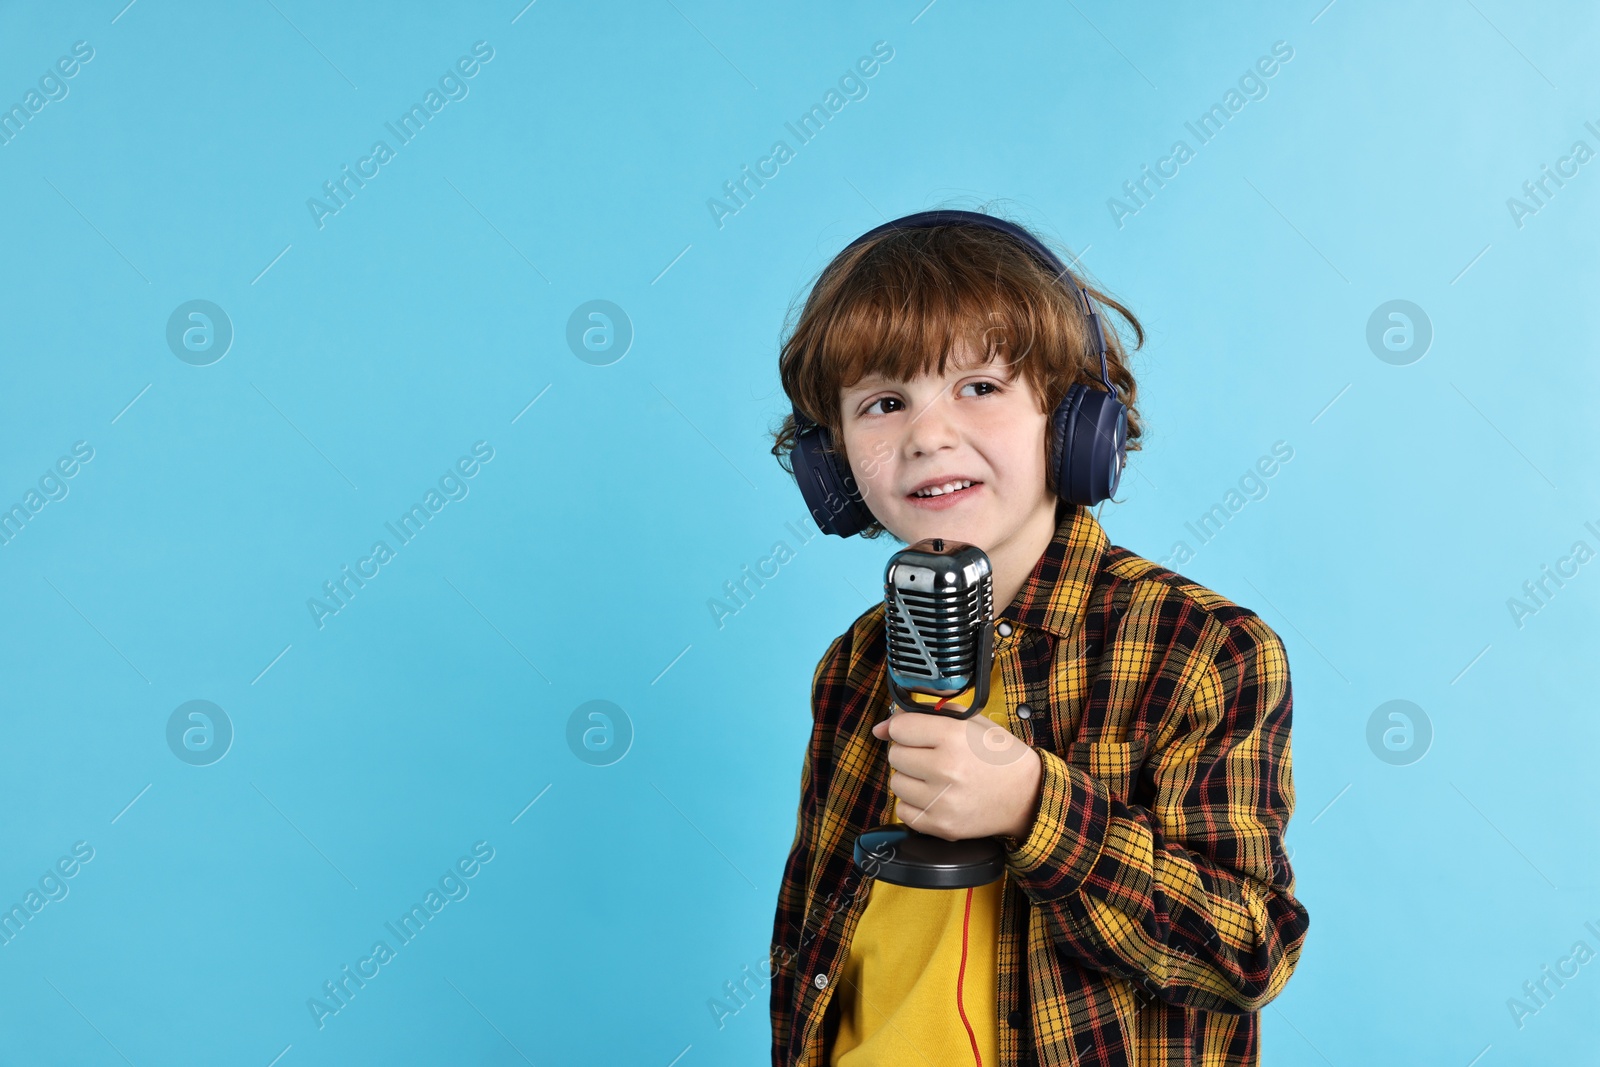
[766,210,1309,1067]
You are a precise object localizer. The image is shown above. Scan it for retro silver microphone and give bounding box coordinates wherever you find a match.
[884,537,995,719]
[854,537,1007,889]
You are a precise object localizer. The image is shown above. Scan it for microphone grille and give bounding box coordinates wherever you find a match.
[884,540,993,697]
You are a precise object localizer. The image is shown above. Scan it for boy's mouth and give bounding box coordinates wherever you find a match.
[906,478,982,508]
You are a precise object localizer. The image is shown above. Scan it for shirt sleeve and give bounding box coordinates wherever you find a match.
[769,634,845,1065]
[1002,612,1310,1014]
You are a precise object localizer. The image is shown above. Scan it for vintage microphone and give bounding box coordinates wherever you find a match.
[853,536,1007,890]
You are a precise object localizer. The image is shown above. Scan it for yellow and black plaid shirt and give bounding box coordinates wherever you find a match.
[769,502,1310,1066]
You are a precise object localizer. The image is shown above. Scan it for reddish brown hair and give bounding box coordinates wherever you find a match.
[769,211,1146,539]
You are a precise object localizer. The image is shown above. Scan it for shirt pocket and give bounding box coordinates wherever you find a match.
[1061,737,1148,803]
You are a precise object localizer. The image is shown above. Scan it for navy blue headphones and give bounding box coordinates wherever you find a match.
[790,209,1129,537]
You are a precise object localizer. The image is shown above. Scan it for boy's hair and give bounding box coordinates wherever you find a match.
[769,211,1147,539]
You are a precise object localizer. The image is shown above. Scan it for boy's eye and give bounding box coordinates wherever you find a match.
[860,380,1000,416]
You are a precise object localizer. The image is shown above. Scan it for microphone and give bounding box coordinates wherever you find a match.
[885,537,995,719]
[854,537,1007,890]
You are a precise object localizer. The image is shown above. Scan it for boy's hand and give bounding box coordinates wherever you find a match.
[870,709,1043,843]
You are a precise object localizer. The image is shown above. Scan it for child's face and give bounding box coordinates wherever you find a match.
[837,336,1057,552]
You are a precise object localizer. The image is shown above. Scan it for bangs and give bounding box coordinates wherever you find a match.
[821,249,1044,391]
[787,224,1091,427]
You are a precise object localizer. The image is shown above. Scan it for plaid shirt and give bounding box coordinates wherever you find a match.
[769,503,1309,1066]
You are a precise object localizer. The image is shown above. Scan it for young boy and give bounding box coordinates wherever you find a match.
[766,211,1310,1067]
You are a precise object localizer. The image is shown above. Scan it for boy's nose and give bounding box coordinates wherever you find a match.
[903,397,959,454]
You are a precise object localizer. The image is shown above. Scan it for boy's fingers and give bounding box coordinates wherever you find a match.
[885,743,933,779]
[879,712,952,747]
[888,771,937,810]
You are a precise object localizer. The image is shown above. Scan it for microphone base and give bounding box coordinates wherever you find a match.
[853,824,1006,890]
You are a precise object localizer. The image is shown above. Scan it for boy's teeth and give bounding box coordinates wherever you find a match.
[915,479,974,497]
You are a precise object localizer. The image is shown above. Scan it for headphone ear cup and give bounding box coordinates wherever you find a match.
[1050,385,1128,506]
[791,416,876,537]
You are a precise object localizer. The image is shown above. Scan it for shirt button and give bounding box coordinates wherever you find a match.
[813,973,829,990]
[1017,703,1032,719]
[997,621,1013,637]
[1007,1008,1024,1028]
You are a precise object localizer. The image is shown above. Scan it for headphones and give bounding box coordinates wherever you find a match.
[790,209,1128,537]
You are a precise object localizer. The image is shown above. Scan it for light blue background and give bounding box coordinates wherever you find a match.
[1,1,1596,1064]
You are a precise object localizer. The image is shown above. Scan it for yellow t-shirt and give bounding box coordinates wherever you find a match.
[829,660,1009,1066]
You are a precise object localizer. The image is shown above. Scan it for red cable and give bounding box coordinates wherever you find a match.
[928,690,980,1065]
[956,885,981,1067]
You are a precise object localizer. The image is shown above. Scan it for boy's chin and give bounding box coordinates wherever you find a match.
[887,508,988,547]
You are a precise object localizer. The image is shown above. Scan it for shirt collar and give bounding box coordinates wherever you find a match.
[1000,502,1110,640]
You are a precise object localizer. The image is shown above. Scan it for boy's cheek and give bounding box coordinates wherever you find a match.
[861,440,895,478]
[853,444,896,495]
